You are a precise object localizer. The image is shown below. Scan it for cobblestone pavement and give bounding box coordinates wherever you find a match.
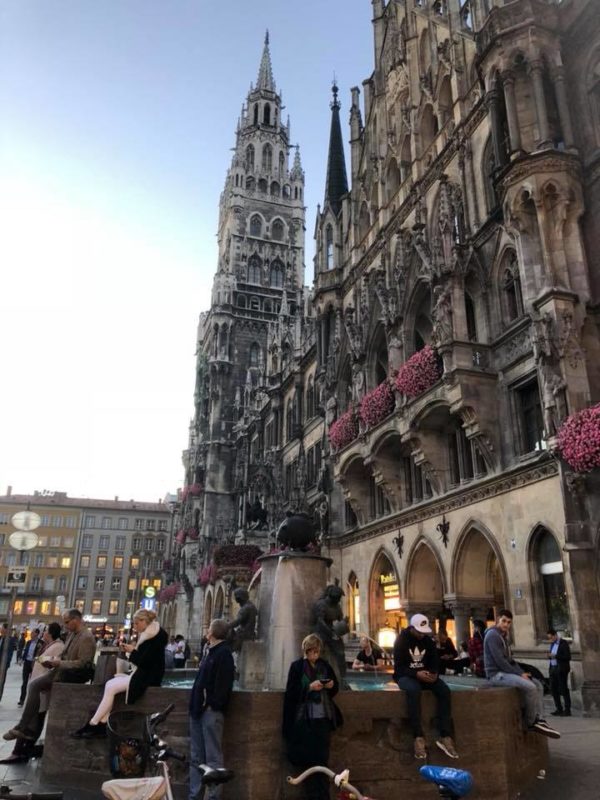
[0,663,598,799]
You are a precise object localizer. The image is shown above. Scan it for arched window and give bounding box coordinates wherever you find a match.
[258,178,268,193]
[250,296,260,311]
[263,299,272,313]
[271,219,284,241]
[249,342,260,367]
[464,291,478,342]
[253,105,259,126]
[325,225,334,269]
[286,399,294,441]
[262,144,273,172]
[421,104,438,157]
[438,75,453,126]
[460,0,472,30]
[246,144,255,171]
[270,181,280,197]
[358,201,370,241]
[250,215,262,237]
[237,294,247,309]
[400,136,411,183]
[419,28,432,77]
[283,184,291,199]
[279,151,285,175]
[264,103,271,125]
[247,254,262,283]
[270,260,284,288]
[305,377,315,420]
[501,251,523,323]
[532,528,570,634]
[386,159,401,201]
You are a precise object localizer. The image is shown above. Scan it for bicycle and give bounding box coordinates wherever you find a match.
[0,704,234,800]
[288,764,473,800]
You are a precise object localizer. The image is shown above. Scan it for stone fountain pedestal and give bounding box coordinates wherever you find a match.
[238,551,332,691]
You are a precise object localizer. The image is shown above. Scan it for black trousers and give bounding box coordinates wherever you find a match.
[287,718,332,800]
[549,666,571,712]
[397,676,452,738]
[19,660,33,704]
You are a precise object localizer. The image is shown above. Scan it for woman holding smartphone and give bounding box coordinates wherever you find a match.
[282,634,343,800]
[71,609,168,739]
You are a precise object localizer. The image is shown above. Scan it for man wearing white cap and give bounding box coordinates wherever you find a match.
[393,613,459,760]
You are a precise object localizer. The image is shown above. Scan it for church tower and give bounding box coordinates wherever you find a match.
[175,34,306,629]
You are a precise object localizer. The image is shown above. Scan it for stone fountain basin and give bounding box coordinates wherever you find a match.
[42,681,547,800]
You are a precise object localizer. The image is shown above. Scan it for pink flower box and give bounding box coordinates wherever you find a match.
[359,380,395,429]
[557,403,600,473]
[189,483,203,497]
[198,564,217,587]
[158,582,180,603]
[175,529,186,545]
[329,407,359,451]
[394,345,442,398]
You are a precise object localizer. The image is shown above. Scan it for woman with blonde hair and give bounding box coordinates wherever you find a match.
[282,634,343,800]
[71,609,168,739]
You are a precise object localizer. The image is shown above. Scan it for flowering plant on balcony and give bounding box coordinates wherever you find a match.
[359,380,395,429]
[181,487,189,502]
[198,564,217,587]
[158,582,180,603]
[557,403,600,473]
[175,529,186,545]
[186,527,200,541]
[329,407,359,451]
[394,345,442,398]
[213,544,263,567]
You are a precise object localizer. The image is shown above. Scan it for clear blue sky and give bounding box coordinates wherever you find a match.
[0,1,373,502]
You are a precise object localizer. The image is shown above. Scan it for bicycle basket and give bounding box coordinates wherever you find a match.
[107,710,152,779]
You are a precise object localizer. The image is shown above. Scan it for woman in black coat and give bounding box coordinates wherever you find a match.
[71,609,168,739]
[282,634,343,800]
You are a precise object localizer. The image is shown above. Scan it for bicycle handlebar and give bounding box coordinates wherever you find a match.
[0,790,63,800]
[288,767,366,800]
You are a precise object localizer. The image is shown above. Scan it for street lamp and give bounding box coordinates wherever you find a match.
[0,510,41,700]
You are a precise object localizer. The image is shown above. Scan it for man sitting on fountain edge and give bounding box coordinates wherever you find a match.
[393,613,459,761]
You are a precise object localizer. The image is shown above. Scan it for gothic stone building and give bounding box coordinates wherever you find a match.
[169,1,600,714]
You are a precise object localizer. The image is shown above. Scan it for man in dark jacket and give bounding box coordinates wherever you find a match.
[393,613,458,760]
[547,628,571,716]
[188,619,234,800]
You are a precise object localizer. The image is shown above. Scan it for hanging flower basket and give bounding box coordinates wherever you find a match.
[158,582,180,603]
[557,403,600,473]
[394,345,442,398]
[329,407,359,451]
[359,380,395,429]
[188,483,203,497]
[175,529,186,545]
[186,527,200,541]
[198,564,217,587]
[213,545,263,567]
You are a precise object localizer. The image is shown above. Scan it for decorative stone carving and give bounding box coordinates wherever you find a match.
[432,284,453,345]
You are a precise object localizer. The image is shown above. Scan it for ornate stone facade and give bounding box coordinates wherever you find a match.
[170,4,600,715]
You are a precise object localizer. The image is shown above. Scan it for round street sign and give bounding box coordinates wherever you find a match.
[11,510,42,531]
[144,586,156,598]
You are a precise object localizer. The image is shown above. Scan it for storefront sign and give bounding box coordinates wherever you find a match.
[379,572,396,585]
[83,615,108,624]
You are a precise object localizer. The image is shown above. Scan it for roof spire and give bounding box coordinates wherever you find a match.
[324,78,348,215]
[256,30,275,92]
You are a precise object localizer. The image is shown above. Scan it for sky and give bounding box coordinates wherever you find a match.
[0,1,374,503]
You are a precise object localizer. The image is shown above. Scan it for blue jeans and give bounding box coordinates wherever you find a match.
[396,676,452,738]
[189,709,225,800]
[489,672,544,726]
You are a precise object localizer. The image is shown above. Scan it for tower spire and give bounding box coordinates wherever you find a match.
[324,79,348,216]
[256,29,275,92]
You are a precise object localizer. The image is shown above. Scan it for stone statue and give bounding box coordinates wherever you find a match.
[229,588,257,653]
[432,284,453,345]
[540,363,567,438]
[312,584,350,687]
[246,498,268,530]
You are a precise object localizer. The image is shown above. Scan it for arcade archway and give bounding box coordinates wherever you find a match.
[406,541,445,632]
[369,551,405,649]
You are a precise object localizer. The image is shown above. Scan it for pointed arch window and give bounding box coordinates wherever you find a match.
[286,399,294,441]
[325,225,334,269]
[270,181,280,197]
[249,342,260,367]
[247,254,262,284]
[358,201,370,241]
[465,291,478,341]
[262,144,273,172]
[237,294,247,309]
[271,219,284,241]
[279,151,285,176]
[253,105,259,126]
[400,136,411,183]
[386,159,401,201]
[263,103,271,125]
[250,215,262,237]
[305,376,315,420]
[246,144,255,171]
[270,260,284,288]
[531,528,570,635]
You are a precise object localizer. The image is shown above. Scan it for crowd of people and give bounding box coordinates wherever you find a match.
[0,604,570,799]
